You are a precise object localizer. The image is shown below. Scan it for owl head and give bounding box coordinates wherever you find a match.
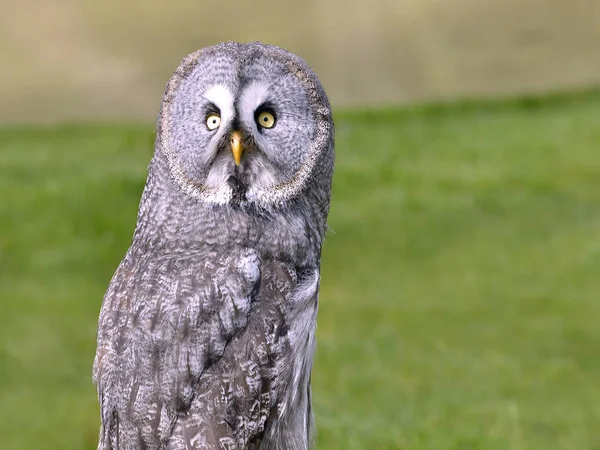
[156,41,334,212]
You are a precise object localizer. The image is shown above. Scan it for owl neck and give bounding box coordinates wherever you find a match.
[129,152,328,268]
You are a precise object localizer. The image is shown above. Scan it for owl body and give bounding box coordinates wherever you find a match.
[93,42,334,450]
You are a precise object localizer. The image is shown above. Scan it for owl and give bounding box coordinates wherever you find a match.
[92,42,334,450]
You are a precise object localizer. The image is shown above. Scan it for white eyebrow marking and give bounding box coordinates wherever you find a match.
[238,81,271,125]
[204,84,234,123]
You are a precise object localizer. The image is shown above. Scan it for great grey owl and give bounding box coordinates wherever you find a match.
[92,42,334,450]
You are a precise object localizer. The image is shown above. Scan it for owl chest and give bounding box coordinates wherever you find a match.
[256,220,316,268]
[206,210,318,269]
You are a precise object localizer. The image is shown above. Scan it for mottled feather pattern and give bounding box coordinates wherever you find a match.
[168,262,318,450]
[94,251,319,449]
[94,248,260,448]
[94,41,334,450]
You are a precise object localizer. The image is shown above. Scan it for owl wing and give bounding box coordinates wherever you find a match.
[93,247,261,450]
[166,259,319,450]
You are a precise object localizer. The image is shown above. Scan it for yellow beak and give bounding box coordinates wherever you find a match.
[230,131,244,166]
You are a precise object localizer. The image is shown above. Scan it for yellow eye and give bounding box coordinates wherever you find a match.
[206,113,221,130]
[257,110,275,129]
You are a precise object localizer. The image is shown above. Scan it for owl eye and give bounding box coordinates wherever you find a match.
[256,110,276,129]
[206,113,221,131]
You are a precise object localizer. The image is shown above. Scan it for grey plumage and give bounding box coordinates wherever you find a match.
[93,42,335,450]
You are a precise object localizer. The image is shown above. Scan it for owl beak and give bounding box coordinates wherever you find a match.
[230,131,244,166]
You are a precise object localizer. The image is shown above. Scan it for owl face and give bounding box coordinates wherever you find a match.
[160,42,332,209]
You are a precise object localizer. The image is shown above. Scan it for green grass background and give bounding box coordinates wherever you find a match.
[2,90,600,449]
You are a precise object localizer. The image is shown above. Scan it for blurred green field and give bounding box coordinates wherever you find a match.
[1,90,600,449]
